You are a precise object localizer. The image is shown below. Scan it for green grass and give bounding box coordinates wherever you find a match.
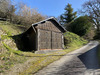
[18,47,82,75]
[2,42,22,55]
[0,21,27,73]
[64,32,88,48]
[0,21,25,35]
[0,51,27,73]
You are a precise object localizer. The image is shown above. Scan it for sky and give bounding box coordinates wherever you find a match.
[13,0,89,17]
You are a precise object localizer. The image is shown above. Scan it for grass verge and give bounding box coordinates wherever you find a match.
[18,46,84,75]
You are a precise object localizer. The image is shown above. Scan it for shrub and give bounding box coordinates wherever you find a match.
[68,16,92,36]
[64,32,88,49]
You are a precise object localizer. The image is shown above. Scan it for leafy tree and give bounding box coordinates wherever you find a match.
[69,16,92,36]
[0,0,11,18]
[60,3,77,29]
[82,0,100,32]
[15,3,45,28]
[0,1,45,28]
[0,0,16,22]
[8,5,16,22]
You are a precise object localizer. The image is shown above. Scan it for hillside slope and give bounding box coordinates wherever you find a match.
[0,21,87,75]
[0,21,28,74]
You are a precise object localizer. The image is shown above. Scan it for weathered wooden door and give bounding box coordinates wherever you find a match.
[39,29,51,50]
[52,32,62,49]
[39,29,62,50]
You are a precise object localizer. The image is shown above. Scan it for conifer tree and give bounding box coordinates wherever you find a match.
[60,3,77,29]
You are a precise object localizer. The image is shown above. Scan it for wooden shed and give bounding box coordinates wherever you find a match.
[22,17,66,51]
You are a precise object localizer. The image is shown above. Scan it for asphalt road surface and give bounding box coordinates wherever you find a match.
[35,41,100,75]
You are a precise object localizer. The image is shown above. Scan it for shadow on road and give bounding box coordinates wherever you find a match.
[78,45,100,69]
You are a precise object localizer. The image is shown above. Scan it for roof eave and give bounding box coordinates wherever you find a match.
[32,17,67,33]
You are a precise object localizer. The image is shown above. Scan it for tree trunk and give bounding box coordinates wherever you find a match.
[96,25,100,32]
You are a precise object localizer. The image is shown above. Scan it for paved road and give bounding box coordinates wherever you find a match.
[35,41,100,75]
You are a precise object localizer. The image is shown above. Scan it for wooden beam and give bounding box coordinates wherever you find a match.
[32,25,36,33]
[62,33,64,49]
[37,29,40,50]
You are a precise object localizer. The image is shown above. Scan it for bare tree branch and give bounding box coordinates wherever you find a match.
[81,0,100,31]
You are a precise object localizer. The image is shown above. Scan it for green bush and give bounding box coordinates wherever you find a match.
[64,32,88,49]
[68,16,92,36]
[93,31,100,40]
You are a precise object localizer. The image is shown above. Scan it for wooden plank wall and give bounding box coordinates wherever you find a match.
[35,21,61,32]
[36,20,64,50]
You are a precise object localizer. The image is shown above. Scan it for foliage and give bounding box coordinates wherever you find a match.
[0,0,10,18]
[0,1,46,28]
[83,28,95,40]
[82,0,100,31]
[59,3,77,29]
[93,31,100,40]
[13,4,46,28]
[68,16,92,36]
[64,32,88,49]
[0,0,16,21]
